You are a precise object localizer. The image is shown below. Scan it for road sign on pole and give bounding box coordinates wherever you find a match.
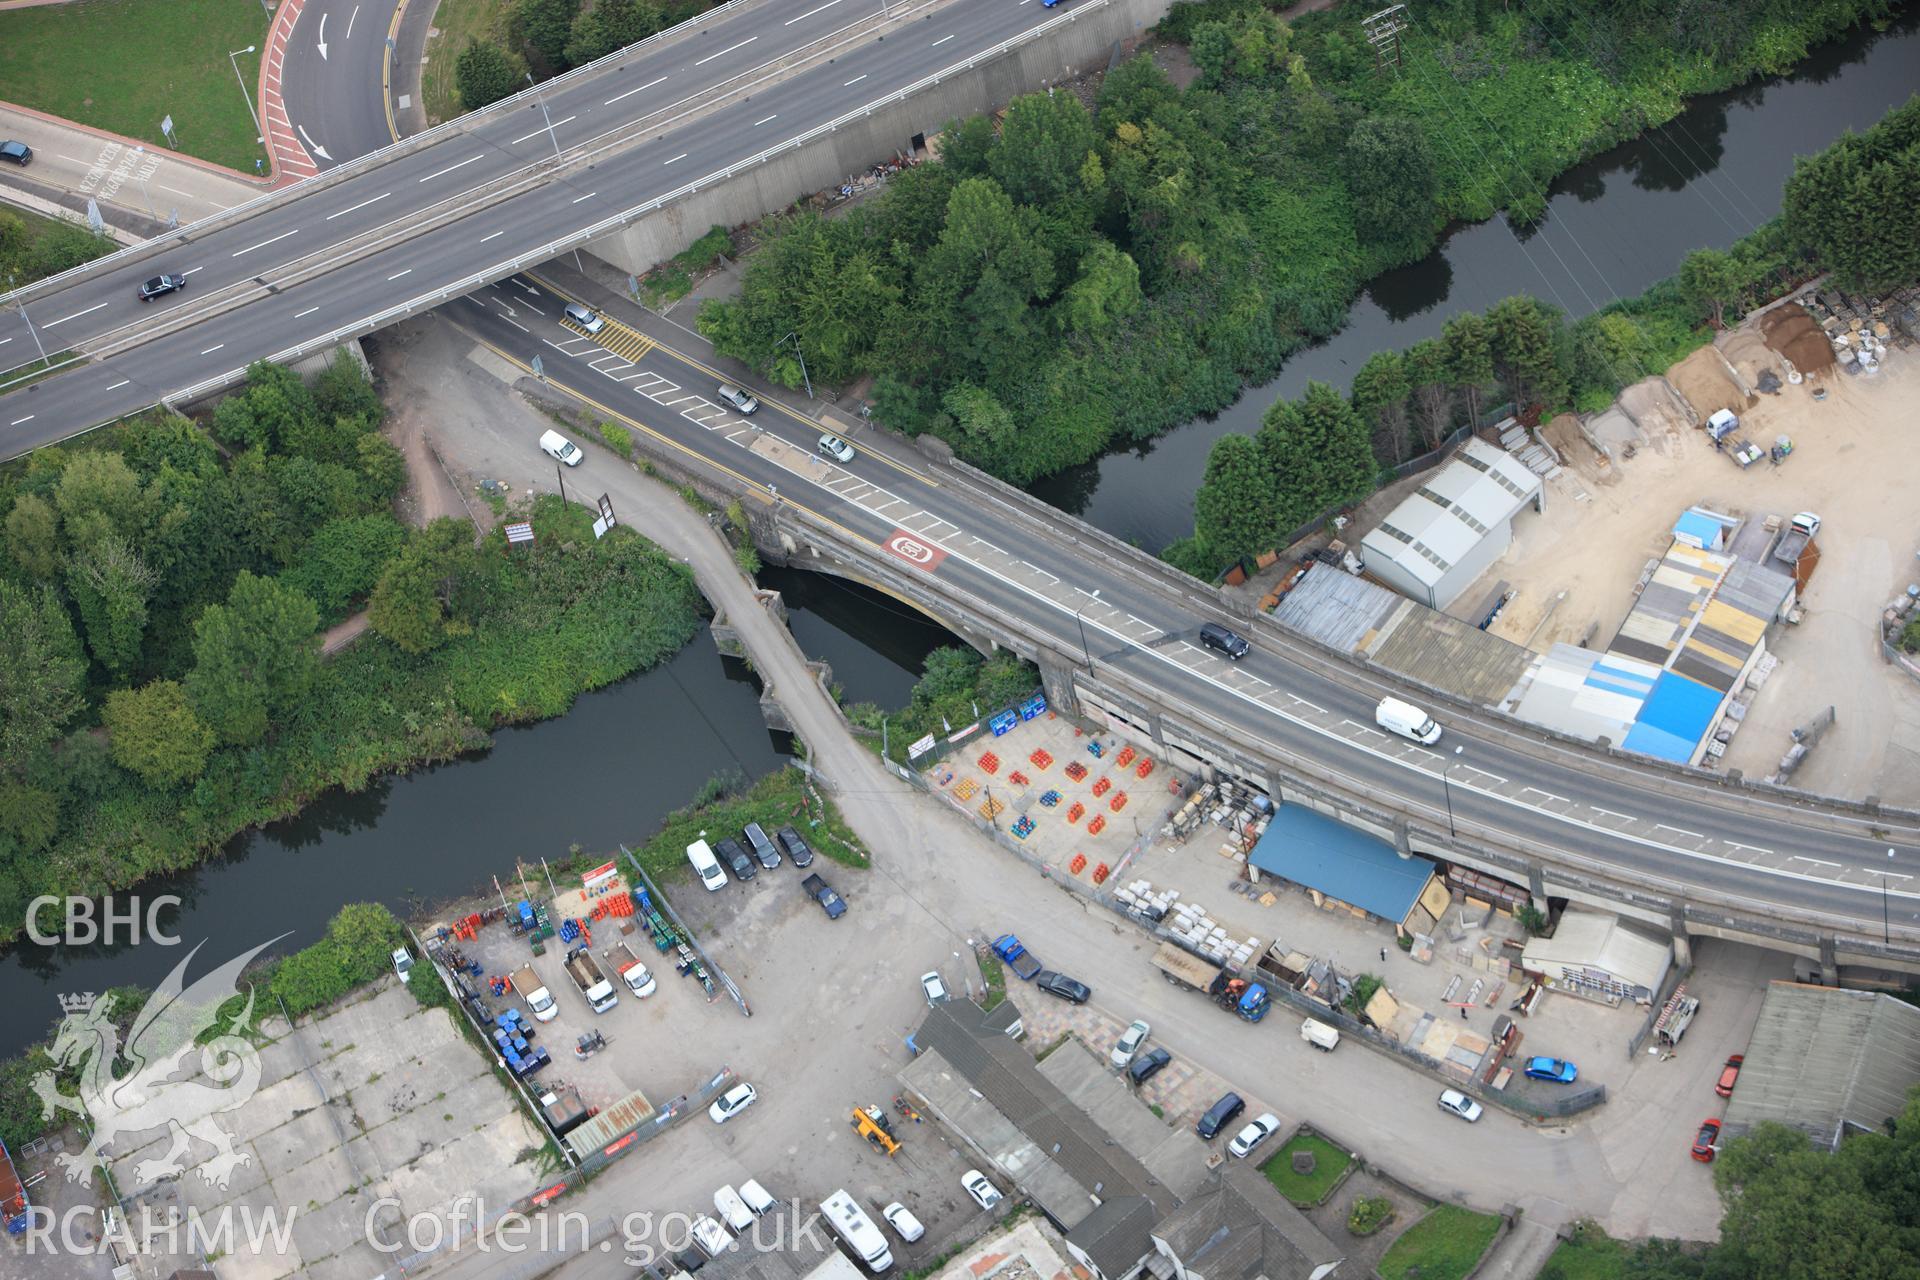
[531,355,545,379]
[160,115,178,149]
[597,494,616,528]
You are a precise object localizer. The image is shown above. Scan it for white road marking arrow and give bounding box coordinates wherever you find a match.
[317,12,329,58]
[298,124,332,161]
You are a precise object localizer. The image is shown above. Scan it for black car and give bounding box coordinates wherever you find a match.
[1128,1047,1172,1085]
[775,825,815,868]
[0,141,31,167]
[1034,970,1091,1004]
[742,822,782,870]
[1196,1091,1246,1140]
[1198,622,1250,660]
[715,837,756,882]
[140,273,187,302]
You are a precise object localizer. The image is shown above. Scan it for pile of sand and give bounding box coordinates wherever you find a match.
[1619,376,1693,437]
[1759,305,1835,375]
[1667,346,1748,420]
[1719,329,1784,391]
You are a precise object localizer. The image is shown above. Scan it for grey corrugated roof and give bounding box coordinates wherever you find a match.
[1722,983,1920,1150]
[1067,1195,1158,1279]
[905,1003,1170,1218]
[1037,1040,1214,1202]
[1152,1165,1341,1280]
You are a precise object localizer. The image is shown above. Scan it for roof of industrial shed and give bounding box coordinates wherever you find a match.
[1037,1038,1214,1202]
[1609,540,1733,670]
[1722,983,1920,1149]
[691,1223,843,1280]
[1518,910,1672,996]
[1358,438,1540,591]
[1247,805,1434,925]
[901,1002,1171,1231]
[1619,671,1722,763]
[1151,1164,1341,1280]
[1270,563,1533,707]
[1506,644,1659,746]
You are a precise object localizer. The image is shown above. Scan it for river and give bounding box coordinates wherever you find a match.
[1028,8,1920,551]
[0,578,952,1060]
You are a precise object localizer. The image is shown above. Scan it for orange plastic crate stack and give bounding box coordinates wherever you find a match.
[1110,791,1128,812]
[1029,749,1053,769]
[1115,745,1136,768]
[1067,802,1085,824]
[1069,853,1087,875]
[1092,776,1112,797]
[1087,815,1107,836]
[978,752,1001,774]
[1136,758,1155,779]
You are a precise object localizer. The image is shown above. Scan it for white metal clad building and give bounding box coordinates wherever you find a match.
[1359,437,1544,610]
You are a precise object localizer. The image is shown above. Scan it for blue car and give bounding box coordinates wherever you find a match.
[1524,1056,1578,1084]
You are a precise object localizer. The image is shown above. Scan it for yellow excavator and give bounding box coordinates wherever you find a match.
[850,1105,900,1156]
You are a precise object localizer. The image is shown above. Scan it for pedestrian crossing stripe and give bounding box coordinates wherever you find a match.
[560,315,655,362]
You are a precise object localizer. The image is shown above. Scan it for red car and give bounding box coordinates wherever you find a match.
[1691,1117,1722,1163]
[1715,1054,1744,1098]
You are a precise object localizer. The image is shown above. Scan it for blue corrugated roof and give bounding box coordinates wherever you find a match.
[1248,807,1434,923]
[1620,671,1722,763]
[1672,510,1728,551]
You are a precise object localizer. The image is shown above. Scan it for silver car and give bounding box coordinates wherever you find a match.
[817,433,856,463]
[717,383,759,414]
[1437,1089,1484,1123]
[564,301,604,333]
[1111,1019,1151,1069]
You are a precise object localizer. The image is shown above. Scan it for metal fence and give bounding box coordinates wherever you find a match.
[620,847,751,1018]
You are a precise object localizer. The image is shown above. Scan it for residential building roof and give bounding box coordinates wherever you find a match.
[901,1002,1171,1232]
[1722,983,1920,1150]
[1068,1196,1160,1280]
[1247,805,1436,926]
[1152,1164,1341,1280]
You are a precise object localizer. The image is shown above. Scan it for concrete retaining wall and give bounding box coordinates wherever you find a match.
[589,0,1171,274]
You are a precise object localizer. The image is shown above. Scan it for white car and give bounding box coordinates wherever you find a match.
[714,1186,755,1232]
[709,1082,758,1124]
[1227,1112,1282,1159]
[961,1169,1002,1211]
[881,1201,925,1243]
[689,1214,732,1257]
[1437,1089,1484,1123]
[920,971,949,1006]
[1110,1019,1151,1069]
[539,428,583,467]
[817,433,856,463]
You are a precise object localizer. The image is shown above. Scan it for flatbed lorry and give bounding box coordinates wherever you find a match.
[1151,941,1269,1021]
[608,941,657,997]
[511,964,559,1022]
[564,945,618,1014]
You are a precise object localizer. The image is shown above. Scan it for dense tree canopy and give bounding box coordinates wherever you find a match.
[1782,93,1920,294]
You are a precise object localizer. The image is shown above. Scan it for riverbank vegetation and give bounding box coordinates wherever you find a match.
[629,765,868,877]
[1173,91,1920,574]
[842,647,1041,761]
[694,0,1898,489]
[0,359,703,944]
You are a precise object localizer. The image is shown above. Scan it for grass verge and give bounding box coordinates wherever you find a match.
[421,0,510,126]
[1259,1132,1352,1208]
[627,766,869,887]
[0,0,271,172]
[1540,1222,1630,1280]
[978,953,1006,1012]
[1379,1205,1503,1280]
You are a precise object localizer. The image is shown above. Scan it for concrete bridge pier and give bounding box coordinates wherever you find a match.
[1668,906,1694,970]
[1819,934,1840,985]
[1040,656,1084,719]
[1528,863,1549,917]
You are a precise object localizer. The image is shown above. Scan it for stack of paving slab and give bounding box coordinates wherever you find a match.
[1498,419,1563,479]
[1123,878,1261,967]
[1116,879,1181,918]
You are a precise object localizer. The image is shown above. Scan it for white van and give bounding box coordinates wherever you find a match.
[714,1186,755,1233]
[539,429,583,467]
[1375,696,1442,745]
[739,1179,777,1216]
[687,839,728,891]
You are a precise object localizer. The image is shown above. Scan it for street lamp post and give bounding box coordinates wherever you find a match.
[6,273,50,366]
[1442,744,1465,841]
[1072,590,1100,674]
[229,47,265,146]
[775,332,814,398]
[526,73,563,162]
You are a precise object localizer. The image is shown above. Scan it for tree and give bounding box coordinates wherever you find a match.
[1403,339,1454,450]
[988,91,1099,210]
[0,581,87,766]
[66,536,158,677]
[1257,382,1379,533]
[1194,434,1276,568]
[0,780,58,852]
[454,39,526,113]
[186,571,321,746]
[1344,116,1438,267]
[54,450,147,550]
[565,0,662,67]
[1055,241,1142,337]
[512,0,580,72]
[102,681,215,787]
[1441,311,1495,427]
[4,493,60,579]
[1782,97,1920,292]
[1678,247,1747,329]
[940,384,1019,455]
[1350,350,1412,462]
[355,432,407,504]
[1487,295,1569,415]
[367,519,483,654]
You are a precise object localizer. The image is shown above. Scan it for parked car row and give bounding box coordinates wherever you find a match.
[686,823,817,891]
[1692,1055,1747,1164]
